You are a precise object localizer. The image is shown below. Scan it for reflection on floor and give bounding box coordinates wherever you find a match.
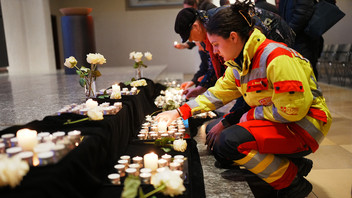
[0,69,351,198]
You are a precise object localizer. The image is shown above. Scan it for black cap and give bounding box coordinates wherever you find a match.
[174,8,198,43]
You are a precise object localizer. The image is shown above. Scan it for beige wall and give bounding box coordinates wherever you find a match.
[50,0,200,74]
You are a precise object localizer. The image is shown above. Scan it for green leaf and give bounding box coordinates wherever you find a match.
[124,81,132,86]
[121,176,141,198]
[98,94,109,99]
[79,78,86,87]
[76,70,81,76]
[134,62,139,69]
[161,147,171,152]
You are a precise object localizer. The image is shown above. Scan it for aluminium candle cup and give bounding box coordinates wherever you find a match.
[17,151,34,165]
[174,155,185,161]
[108,173,121,185]
[114,164,126,177]
[161,154,172,166]
[37,132,50,143]
[117,159,129,167]
[0,143,5,154]
[137,134,146,140]
[120,155,131,164]
[140,172,151,184]
[37,151,54,166]
[10,137,18,147]
[125,168,138,176]
[169,162,181,171]
[129,163,141,174]
[173,159,184,170]
[156,167,166,173]
[158,159,168,168]
[1,133,15,148]
[132,156,143,166]
[6,146,22,157]
[140,168,152,174]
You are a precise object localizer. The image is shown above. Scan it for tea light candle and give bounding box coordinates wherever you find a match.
[150,133,158,140]
[157,167,166,173]
[37,132,50,143]
[108,173,121,185]
[17,151,33,165]
[52,131,65,141]
[16,128,38,151]
[86,99,98,109]
[125,168,138,176]
[1,133,14,148]
[170,162,181,171]
[114,164,126,177]
[140,168,152,174]
[174,41,178,46]
[120,155,131,164]
[37,151,54,166]
[137,134,146,140]
[174,155,185,160]
[174,159,184,170]
[144,152,158,171]
[158,121,168,133]
[117,159,129,167]
[158,159,167,168]
[129,163,141,173]
[161,154,172,165]
[10,137,18,147]
[140,172,151,184]
[0,143,5,153]
[132,156,143,165]
[174,132,183,140]
[122,87,128,92]
[6,146,22,157]
[161,133,169,138]
[131,87,137,94]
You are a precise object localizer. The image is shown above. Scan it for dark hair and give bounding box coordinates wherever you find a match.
[183,0,196,6]
[206,0,255,40]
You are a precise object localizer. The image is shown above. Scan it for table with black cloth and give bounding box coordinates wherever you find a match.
[0,79,206,198]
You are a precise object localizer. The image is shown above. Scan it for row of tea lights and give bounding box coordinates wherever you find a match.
[99,85,138,96]
[137,116,186,140]
[0,129,82,166]
[108,152,185,185]
[57,100,122,116]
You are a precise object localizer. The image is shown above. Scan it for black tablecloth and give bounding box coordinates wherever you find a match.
[0,79,206,198]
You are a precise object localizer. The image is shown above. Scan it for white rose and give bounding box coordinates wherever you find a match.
[173,139,187,152]
[130,79,147,87]
[110,91,121,99]
[144,52,152,61]
[134,52,143,62]
[0,154,29,188]
[64,56,77,68]
[86,53,106,65]
[87,106,104,120]
[129,51,136,60]
[151,168,185,197]
[85,99,98,109]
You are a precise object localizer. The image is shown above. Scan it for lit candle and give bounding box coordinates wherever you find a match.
[174,41,178,46]
[16,128,38,151]
[144,152,158,171]
[158,121,168,133]
[86,99,98,109]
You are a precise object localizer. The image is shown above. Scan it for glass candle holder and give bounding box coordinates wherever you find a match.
[114,164,126,177]
[173,170,184,179]
[117,159,129,167]
[150,133,158,140]
[140,172,151,184]
[174,133,183,140]
[174,155,185,161]
[160,133,169,138]
[37,132,50,143]
[137,134,146,140]
[140,168,152,174]
[108,173,121,185]
[52,131,66,141]
[129,163,141,173]
[10,137,18,147]
[174,159,184,170]
[68,130,81,146]
[156,167,166,173]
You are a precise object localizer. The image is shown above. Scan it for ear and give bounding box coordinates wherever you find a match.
[229,31,238,43]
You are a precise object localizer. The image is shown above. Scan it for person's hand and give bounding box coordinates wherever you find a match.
[174,43,189,49]
[205,121,225,151]
[185,86,207,99]
[239,112,248,123]
[180,81,195,90]
[155,109,180,126]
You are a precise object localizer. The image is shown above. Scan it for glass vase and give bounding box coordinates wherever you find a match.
[85,79,96,99]
[135,67,143,79]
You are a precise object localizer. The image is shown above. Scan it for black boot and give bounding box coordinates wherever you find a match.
[290,158,313,177]
[277,176,313,198]
[214,161,240,169]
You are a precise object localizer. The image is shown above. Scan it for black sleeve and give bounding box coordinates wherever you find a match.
[191,50,209,85]
[187,42,196,49]
[223,96,251,126]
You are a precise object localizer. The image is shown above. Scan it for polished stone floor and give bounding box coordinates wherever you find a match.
[1,68,352,198]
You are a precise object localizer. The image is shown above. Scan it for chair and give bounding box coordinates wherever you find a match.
[334,44,351,86]
[323,44,339,84]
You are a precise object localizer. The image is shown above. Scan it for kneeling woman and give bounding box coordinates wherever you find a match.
[156,1,331,197]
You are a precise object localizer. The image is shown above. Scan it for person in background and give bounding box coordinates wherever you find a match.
[254,0,278,14]
[157,1,331,197]
[278,0,322,80]
[220,0,230,6]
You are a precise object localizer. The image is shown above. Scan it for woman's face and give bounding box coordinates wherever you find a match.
[207,32,243,61]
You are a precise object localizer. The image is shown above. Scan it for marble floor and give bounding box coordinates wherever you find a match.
[1,68,352,198]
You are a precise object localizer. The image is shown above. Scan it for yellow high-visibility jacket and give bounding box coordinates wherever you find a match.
[179,28,331,152]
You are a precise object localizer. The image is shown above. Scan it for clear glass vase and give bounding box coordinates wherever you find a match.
[135,67,143,79]
[85,79,96,99]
